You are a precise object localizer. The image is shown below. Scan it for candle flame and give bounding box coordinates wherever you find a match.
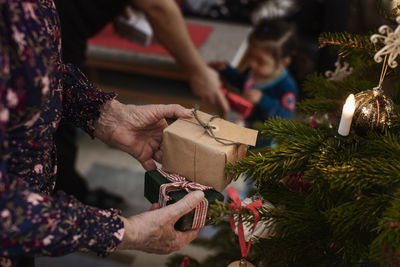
[343,94,355,114]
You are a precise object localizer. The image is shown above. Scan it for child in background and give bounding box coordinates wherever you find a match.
[210,19,298,146]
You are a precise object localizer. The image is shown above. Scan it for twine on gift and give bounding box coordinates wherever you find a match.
[158,169,211,229]
[227,187,262,259]
[192,106,242,146]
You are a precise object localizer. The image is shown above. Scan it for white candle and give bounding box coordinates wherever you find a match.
[338,94,355,136]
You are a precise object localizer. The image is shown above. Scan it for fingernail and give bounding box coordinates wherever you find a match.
[186,109,194,116]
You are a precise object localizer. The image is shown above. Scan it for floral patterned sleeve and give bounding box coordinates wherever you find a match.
[0,178,125,259]
[0,0,125,265]
[60,63,116,137]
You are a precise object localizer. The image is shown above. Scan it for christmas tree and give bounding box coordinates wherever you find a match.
[169,12,400,267]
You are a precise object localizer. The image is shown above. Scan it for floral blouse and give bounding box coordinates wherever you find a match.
[0,0,124,266]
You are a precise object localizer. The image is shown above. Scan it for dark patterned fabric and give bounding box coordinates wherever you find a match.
[0,1,124,266]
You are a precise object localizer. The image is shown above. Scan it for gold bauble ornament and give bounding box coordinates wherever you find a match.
[227,259,255,267]
[377,0,400,22]
[352,87,393,136]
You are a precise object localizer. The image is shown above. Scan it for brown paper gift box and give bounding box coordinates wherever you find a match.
[161,110,258,192]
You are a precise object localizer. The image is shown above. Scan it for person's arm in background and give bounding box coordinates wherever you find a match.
[209,61,249,92]
[132,0,230,114]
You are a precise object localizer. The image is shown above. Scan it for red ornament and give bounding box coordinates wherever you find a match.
[309,119,317,129]
[179,256,190,267]
[283,171,311,192]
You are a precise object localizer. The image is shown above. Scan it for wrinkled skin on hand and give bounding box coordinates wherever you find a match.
[94,100,193,170]
[118,191,205,254]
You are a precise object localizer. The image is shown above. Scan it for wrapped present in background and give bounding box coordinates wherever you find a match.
[221,87,254,118]
[113,9,153,46]
[162,110,258,192]
[144,169,224,231]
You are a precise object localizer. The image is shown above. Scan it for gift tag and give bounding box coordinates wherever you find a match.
[227,258,255,267]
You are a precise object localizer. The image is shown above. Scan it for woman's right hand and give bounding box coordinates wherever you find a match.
[117,191,204,254]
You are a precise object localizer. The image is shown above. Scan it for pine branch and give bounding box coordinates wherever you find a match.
[297,98,340,115]
[298,68,377,116]
[261,117,325,144]
[258,180,307,210]
[210,199,274,226]
[226,118,328,184]
[393,82,400,106]
[364,132,400,159]
[259,208,331,265]
[226,146,309,184]
[390,113,400,130]
[318,32,381,56]
[301,72,347,99]
[309,132,400,193]
[202,27,400,267]
[252,236,333,266]
[370,188,400,265]
[328,195,388,231]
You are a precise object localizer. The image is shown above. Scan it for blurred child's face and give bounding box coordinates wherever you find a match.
[247,43,284,80]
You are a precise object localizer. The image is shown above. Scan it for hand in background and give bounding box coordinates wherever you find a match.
[94,100,193,170]
[131,0,228,113]
[243,88,263,104]
[208,60,228,72]
[118,191,204,254]
[188,65,230,114]
[121,5,134,19]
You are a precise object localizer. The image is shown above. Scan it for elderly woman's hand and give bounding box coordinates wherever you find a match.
[94,100,193,170]
[118,190,204,253]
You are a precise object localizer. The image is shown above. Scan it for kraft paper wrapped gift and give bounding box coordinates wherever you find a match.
[162,110,258,192]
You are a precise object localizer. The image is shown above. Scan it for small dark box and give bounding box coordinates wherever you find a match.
[144,170,224,231]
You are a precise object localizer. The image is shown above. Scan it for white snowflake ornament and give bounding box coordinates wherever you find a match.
[371,16,400,68]
[251,0,297,23]
[325,57,353,81]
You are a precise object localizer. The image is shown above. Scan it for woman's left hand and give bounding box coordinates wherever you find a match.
[94,100,193,170]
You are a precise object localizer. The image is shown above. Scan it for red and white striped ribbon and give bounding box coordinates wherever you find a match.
[157,169,211,229]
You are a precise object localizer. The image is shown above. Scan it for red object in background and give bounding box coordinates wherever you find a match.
[221,88,253,118]
[284,171,311,193]
[309,119,317,129]
[87,23,213,57]
[179,256,190,267]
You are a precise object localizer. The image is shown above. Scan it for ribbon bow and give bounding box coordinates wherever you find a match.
[227,186,262,259]
[158,169,211,229]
